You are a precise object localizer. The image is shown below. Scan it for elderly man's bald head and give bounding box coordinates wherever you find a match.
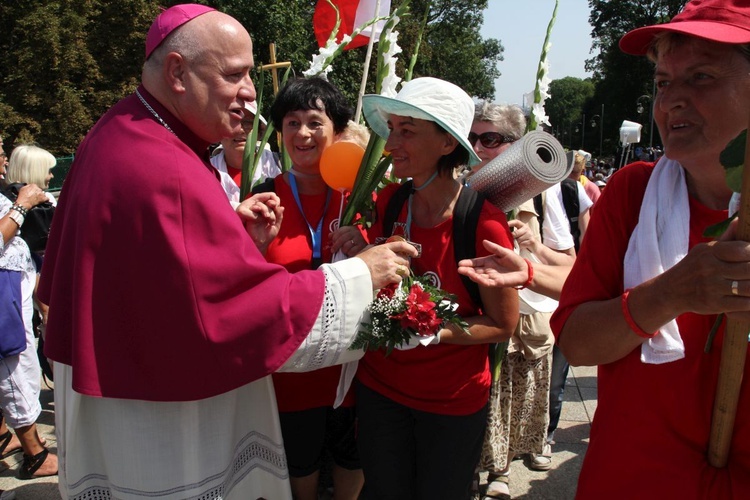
[141,10,256,144]
[144,11,250,72]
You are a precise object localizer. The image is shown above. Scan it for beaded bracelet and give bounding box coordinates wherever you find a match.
[514,258,534,290]
[621,288,657,339]
[10,204,28,217]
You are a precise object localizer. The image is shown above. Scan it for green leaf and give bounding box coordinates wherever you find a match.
[720,129,747,169]
[703,212,737,239]
[725,165,744,193]
[720,129,746,193]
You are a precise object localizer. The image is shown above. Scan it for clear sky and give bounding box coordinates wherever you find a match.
[481,0,595,106]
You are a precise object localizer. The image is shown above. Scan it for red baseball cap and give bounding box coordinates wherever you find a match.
[145,4,216,59]
[620,0,750,55]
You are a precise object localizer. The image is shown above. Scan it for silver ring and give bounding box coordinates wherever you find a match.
[732,280,740,296]
[350,239,356,246]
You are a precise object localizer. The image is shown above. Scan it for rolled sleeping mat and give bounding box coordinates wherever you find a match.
[468,130,573,212]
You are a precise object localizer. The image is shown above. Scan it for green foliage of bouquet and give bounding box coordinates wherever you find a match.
[350,274,469,355]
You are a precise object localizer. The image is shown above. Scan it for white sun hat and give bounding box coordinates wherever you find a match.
[244,101,267,126]
[361,77,481,166]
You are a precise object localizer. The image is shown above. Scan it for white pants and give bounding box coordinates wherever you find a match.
[0,269,41,428]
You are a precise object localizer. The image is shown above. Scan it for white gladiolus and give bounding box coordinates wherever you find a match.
[526,0,558,133]
[380,30,402,97]
[532,58,552,129]
[303,35,353,78]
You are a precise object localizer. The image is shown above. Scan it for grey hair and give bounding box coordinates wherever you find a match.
[647,32,750,63]
[473,101,526,140]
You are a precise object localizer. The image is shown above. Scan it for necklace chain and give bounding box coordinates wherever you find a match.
[135,89,176,136]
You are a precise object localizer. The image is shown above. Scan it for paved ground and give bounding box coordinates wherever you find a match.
[0,365,597,499]
[501,364,597,499]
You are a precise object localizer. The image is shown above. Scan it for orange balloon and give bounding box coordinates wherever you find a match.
[320,141,365,192]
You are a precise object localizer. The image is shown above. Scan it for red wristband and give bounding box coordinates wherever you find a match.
[514,258,534,290]
[621,289,657,339]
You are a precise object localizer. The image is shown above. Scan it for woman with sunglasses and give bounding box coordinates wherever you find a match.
[467,102,582,499]
[465,102,523,179]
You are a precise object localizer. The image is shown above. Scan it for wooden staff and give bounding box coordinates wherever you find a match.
[708,127,750,468]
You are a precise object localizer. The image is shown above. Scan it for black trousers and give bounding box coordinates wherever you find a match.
[356,382,488,500]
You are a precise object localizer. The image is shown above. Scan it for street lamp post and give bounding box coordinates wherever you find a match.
[581,113,586,149]
[590,110,603,157]
[637,94,654,148]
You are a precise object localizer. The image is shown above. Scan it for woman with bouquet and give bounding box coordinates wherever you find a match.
[261,76,368,500]
[356,77,519,499]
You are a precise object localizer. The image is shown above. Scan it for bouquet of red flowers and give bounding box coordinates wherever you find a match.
[351,274,470,354]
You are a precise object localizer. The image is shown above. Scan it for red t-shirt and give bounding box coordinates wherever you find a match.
[227,164,242,187]
[357,183,514,415]
[268,176,363,412]
[551,162,750,498]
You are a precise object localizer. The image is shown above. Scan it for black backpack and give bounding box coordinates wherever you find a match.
[1,183,56,254]
[382,181,485,309]
[533,178,581,253]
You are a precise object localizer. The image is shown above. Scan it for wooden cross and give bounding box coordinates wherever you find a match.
[259,43,292,147]
[260,43,292,96]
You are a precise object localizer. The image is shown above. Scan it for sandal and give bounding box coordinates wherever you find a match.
[17,448,57,480]
[0,431,21,459]
[529,443,553,471]
[483,473,510,500]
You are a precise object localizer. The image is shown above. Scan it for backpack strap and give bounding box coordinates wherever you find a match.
[250,176,276,195]
[382,180,414,238]
[560,178,581,252]
[453,185,484,309]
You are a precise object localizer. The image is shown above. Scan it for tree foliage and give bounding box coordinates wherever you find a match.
[576,0,687,155]
[0,0,502,156]
[0,0,159,155]
[546,77,595,150]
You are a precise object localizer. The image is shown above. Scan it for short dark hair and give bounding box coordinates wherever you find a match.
[433,122,469,176]
[270,77,353,134]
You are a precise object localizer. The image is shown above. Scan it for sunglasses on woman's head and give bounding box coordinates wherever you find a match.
[468,132,515,149]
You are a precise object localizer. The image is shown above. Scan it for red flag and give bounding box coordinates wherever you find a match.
[313,0,391,50]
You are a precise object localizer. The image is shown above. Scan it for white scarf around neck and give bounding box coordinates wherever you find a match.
[623,157,688,364]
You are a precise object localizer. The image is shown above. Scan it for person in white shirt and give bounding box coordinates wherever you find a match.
[210,100,281,204]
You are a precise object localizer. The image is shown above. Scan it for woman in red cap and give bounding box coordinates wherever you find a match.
[550,0,750,497]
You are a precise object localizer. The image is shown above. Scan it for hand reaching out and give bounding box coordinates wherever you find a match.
[457,239,529,289]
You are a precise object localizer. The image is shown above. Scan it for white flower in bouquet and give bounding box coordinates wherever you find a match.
[303,35,353,78]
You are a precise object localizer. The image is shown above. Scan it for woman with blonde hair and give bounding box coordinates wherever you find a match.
[7,145,57,205]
